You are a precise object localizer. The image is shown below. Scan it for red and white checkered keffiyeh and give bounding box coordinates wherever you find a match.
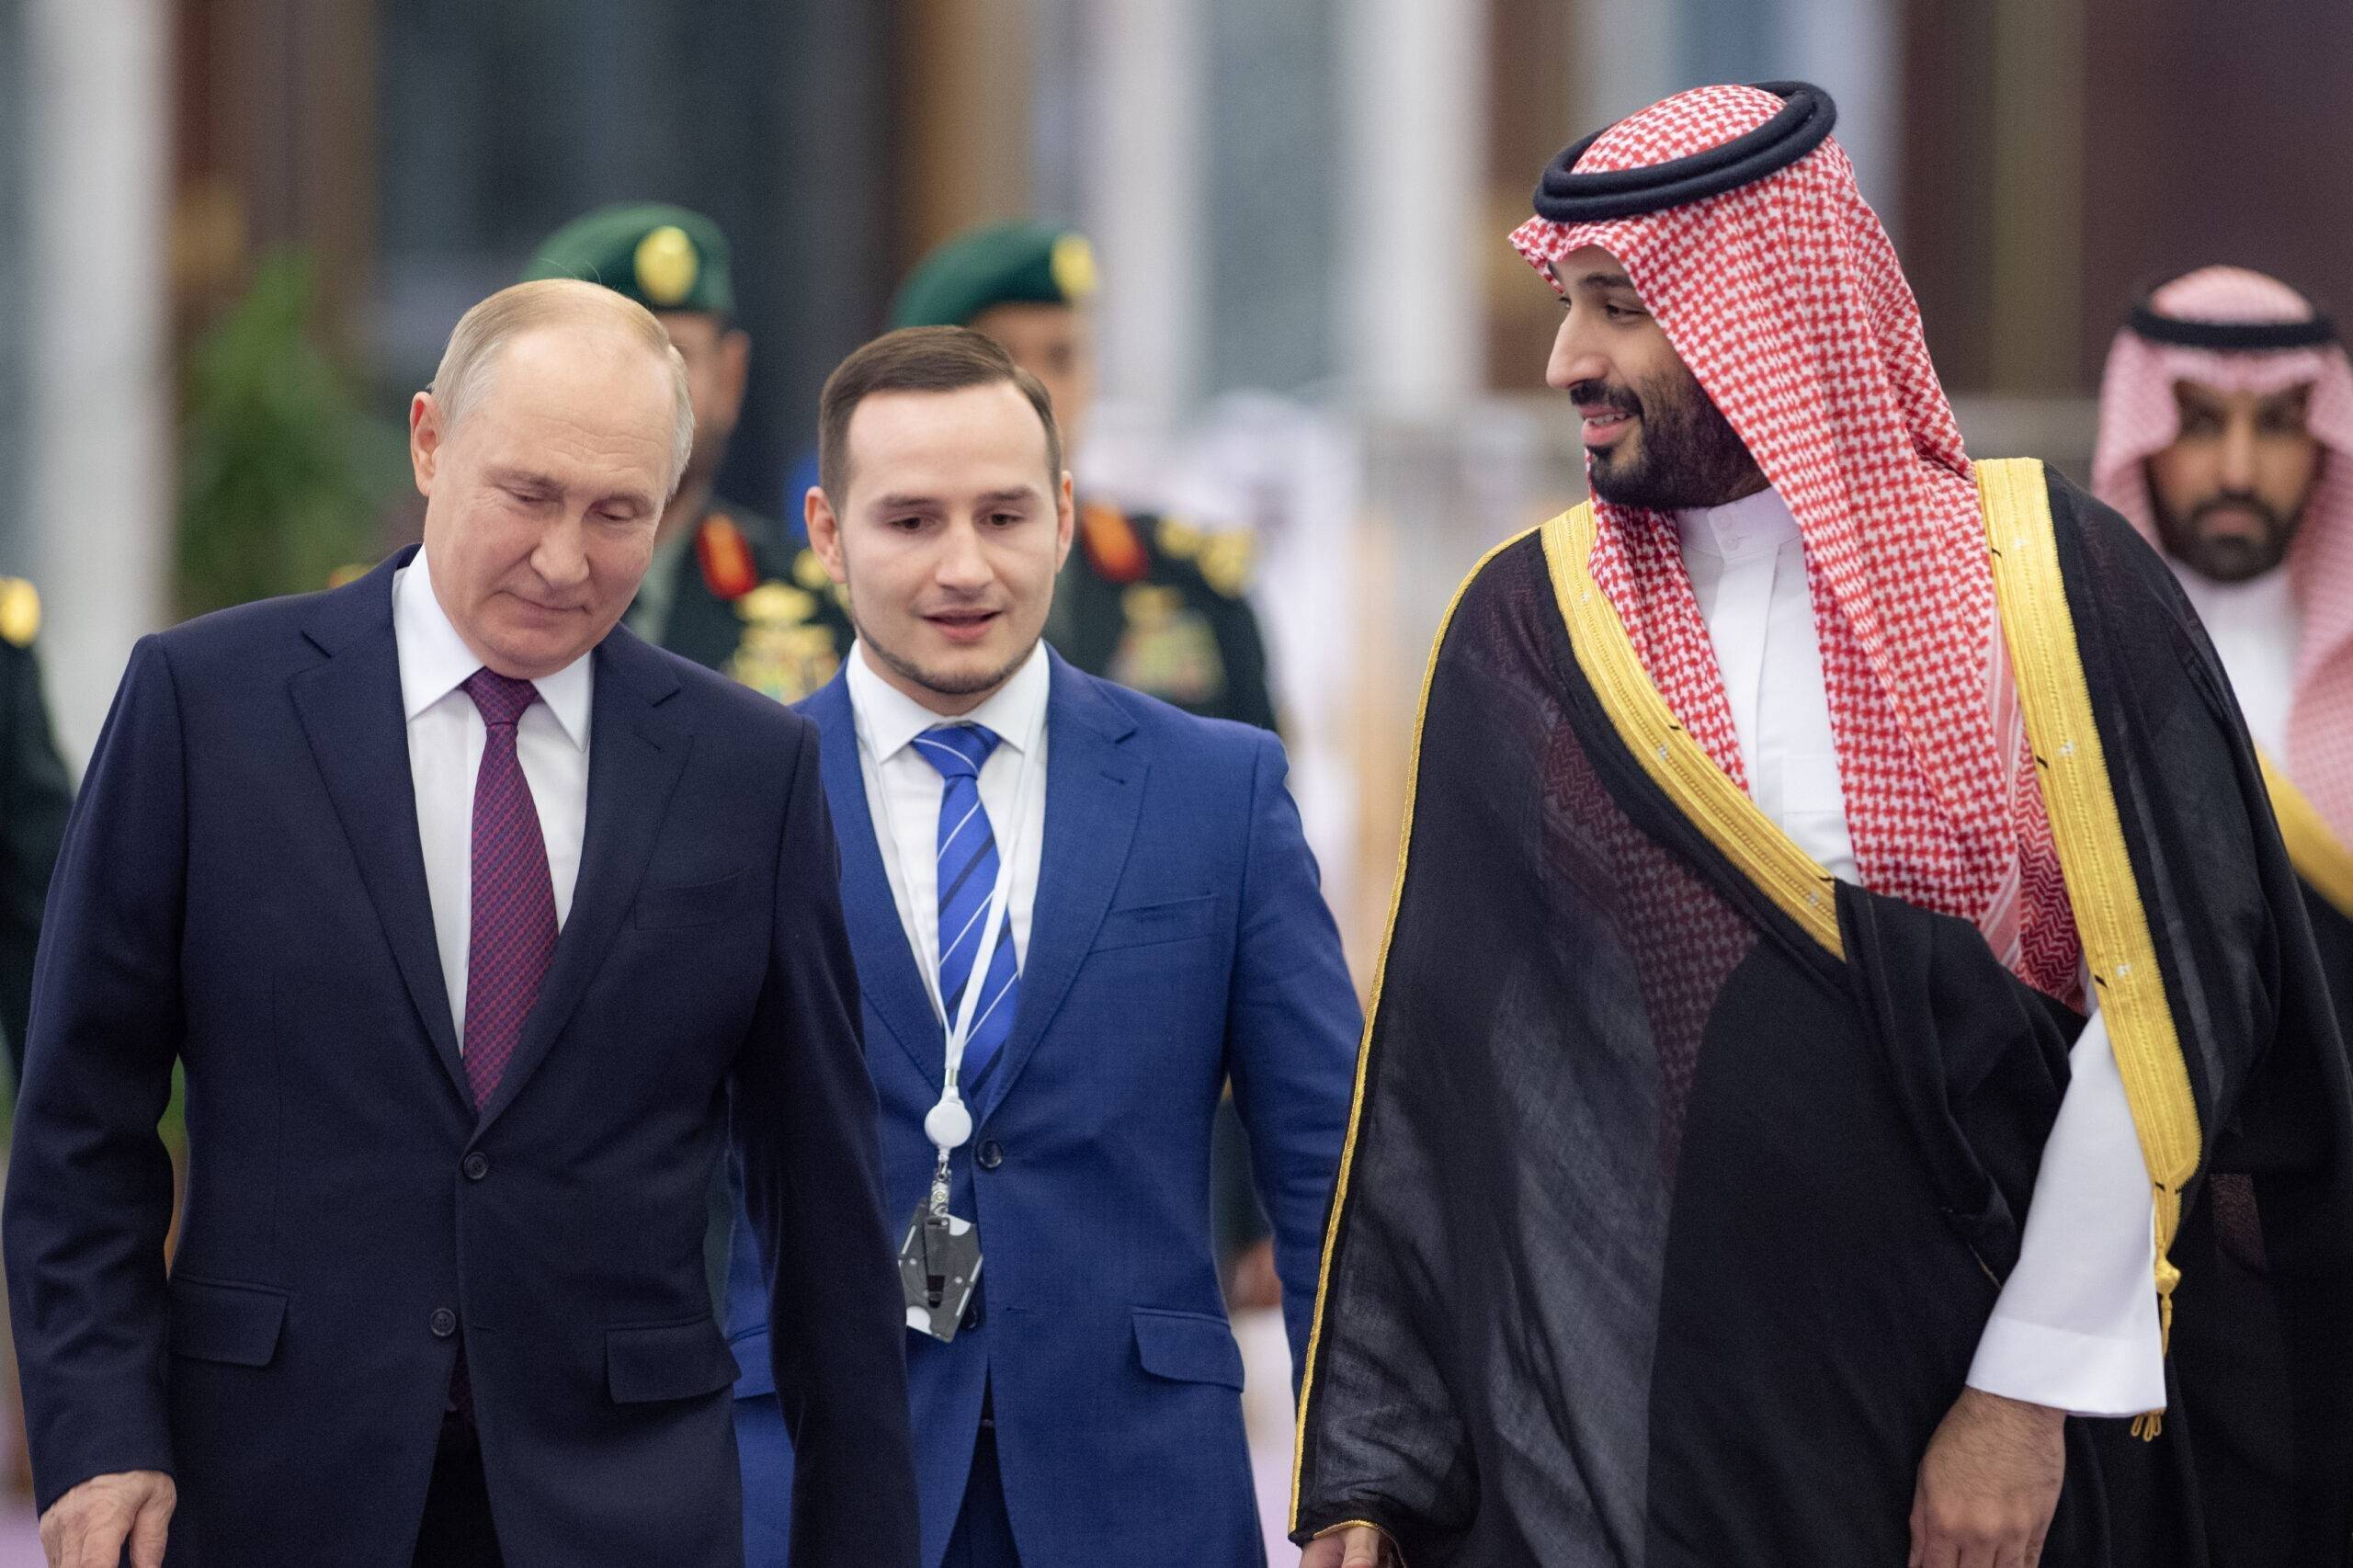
[2091,266,2353,846]
[1511,84,2080,1001]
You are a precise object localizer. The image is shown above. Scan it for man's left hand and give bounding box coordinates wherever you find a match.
[1909,1387,2065,1568]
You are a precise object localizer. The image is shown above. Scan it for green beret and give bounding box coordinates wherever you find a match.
[889,220,1097,329]
[523,202,734,316]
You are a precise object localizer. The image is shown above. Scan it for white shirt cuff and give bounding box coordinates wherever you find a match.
[1966,1310,2164,1418]
[1963,1006,2166,1418]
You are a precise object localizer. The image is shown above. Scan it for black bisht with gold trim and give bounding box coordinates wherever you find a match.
[1289,463,2353,1564]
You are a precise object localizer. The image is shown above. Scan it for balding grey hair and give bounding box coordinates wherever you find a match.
[428,278,696,495]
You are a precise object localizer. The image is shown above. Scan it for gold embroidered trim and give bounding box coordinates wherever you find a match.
[2259,749,2353,922]
[1540,503,1845,957]
[1976,456,2200,1435]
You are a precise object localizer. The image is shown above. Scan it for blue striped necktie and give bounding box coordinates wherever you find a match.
[914,723,1021,1094]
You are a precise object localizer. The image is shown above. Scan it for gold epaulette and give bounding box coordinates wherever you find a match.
[0,578,40,648]
[1155,517,1254,597]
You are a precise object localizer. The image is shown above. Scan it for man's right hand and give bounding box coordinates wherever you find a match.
[39,1470,175,1568]
[1301,1524,1392,1567]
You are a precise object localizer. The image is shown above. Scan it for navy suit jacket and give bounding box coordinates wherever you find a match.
[727,653,1360,1567]
[2,551,919,1568]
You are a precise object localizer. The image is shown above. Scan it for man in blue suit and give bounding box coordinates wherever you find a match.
[726,326,1359,1566]
[4,280,919,1568]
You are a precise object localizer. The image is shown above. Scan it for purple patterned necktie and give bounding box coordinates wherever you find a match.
[460,669,557,1111]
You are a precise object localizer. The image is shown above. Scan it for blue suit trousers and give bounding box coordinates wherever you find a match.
[736,1398,1017,1568]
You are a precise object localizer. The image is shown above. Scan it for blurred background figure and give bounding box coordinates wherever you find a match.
[528,203,851,707]
[0,583,67,1097]
[2089,265,2353,1559]
[14,0,2353,1558]
[0,585,73,1506]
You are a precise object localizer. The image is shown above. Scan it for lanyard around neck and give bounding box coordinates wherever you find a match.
[869,705,1043,1154]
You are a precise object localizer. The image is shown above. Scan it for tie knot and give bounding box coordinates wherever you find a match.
[462,668,540,729]
[914,723,1001,781]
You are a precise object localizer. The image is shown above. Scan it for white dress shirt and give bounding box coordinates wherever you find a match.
[394,554,593,1034]
[1674,487,2165,1417]
[847,640,1051,1020]
[2174,564,2300,760]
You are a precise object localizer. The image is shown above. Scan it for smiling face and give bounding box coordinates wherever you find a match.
[2145,379,2323,584]
[410,324,675,678]
[1543,244,1765,511]
[807,380,1074,714]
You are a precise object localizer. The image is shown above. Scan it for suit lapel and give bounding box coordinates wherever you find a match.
[289,551,470,1107]
[476,630,690,1131]
[803,675,946,1085]
[978,655,1142,1118]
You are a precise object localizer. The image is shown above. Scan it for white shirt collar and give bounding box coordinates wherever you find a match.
[1673,484,1801,562]
[2171,557,2297,640]
[846,637,1051,764]
[392,551,594,750]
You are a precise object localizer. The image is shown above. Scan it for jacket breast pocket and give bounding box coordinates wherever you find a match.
[632,869,751,931]
[168,1276,289,1368]
[1092,893,1222,954]
[607,1315,742,1403]
[1132,1306,1245,1389]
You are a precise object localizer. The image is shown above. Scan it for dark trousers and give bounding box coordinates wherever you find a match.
[412,1413,504,1568]
[945,1423,1019,1568]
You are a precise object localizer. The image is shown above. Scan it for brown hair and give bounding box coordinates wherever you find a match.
[817,325,1063,504]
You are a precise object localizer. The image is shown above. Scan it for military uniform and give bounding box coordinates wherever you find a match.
[1047,503,1275,730]
[891,221,1281,733]
[639,504,852,706]
[0,579,72,1090]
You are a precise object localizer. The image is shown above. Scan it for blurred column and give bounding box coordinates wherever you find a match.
[1201,0,1339,396]
[1779,0,1899,223]
[1486,0,1574,391]
[1340,0,1483,415]
[27,0,173,765]
[1985,0,2084,393]
[176,0,377,350]
[1574,0,1684,131]
[1076,0,1208,437]
[1608,0,1901,224]
[900,0,1034,264]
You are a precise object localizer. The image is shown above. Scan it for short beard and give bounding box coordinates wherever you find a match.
[1578,371,1765,512]
[851,597,1036,705]
[2147,471,2303,585]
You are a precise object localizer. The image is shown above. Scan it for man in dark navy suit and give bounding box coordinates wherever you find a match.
[4,279,918,1568]
[725,326,1358,1567]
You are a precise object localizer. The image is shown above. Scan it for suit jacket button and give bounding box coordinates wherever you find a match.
[430,1308,457,1338]
[976,1141,1004,1171]
[463,1153,489,1181]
